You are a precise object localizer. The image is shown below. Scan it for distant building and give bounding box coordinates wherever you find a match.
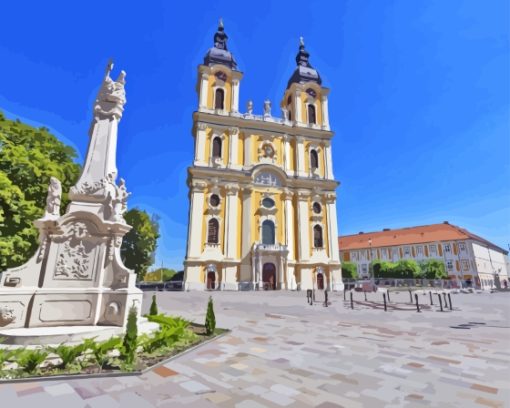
[338,222,509,290]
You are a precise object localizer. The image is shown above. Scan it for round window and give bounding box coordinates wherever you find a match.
[262,197,275,208]
[210,194,220,207]
[313,202,321,214]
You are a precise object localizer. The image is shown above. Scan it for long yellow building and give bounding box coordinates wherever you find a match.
[183,21,342,291]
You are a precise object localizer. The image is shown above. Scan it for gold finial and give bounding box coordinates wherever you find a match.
[219,18,224,28]
[299,36,304,47]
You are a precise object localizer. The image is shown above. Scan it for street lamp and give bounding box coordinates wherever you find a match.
[368,238,372,279]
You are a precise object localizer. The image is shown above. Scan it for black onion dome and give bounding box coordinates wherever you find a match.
[287,37,322,88]
[203,19,238,70]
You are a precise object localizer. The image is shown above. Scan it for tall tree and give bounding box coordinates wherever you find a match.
[121,208,160,280]
[341,261,358,279]
[0,112,81,270]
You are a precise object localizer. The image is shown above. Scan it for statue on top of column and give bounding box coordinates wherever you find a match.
[43,176,62,219]
[93,59,127,120]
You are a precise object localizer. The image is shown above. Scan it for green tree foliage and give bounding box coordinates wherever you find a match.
[145,267,176,282]
[122,306,138,365]
[419,259,447,279]
[121,209,160,280]
[205,296,216,335]
[394,260,421,279]
[0,112,80,270]
[149,294,158,315]
[371,260,395,278]
[341,261,358,279]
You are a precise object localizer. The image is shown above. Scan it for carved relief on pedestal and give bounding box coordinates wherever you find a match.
[53,221,95,280]
[0,306,16,327]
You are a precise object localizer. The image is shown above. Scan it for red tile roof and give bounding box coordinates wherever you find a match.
[338,223,508,254]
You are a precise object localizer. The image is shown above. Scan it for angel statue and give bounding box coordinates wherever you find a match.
[44,176,62,219]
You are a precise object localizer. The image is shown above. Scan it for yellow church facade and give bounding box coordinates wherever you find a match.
[184,22,343,291]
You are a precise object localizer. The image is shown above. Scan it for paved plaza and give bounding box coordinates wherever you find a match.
[0,290,509,407]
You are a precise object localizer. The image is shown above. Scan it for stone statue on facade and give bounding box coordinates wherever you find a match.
[247,100,253,115]
[44,176,62,219]
[263,99,271,117]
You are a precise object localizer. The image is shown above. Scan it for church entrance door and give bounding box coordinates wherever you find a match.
[262,263,276,290]
[317,273,324,290]
[206,272,216,290]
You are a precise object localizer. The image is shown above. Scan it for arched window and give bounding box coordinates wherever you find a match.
[215,88,224,110]
[262,220,275,245]
[310,149,319,170]
[308,104,316,124]
[212,137,222,158]
[312,202,322,214]
[208,218,219,244]
[313,225,323,248]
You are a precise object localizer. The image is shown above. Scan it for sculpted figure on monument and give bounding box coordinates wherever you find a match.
[44,176,62,219]
[93,60,127,121]
[0,307,16,327]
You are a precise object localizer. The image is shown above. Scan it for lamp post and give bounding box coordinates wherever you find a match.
[368,238,372,279]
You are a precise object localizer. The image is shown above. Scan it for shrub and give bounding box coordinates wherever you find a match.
[122,306,138,365]
[17,348,49,374]
[150,294,158,316]
[394,260,421,279]
[205,296,215,335]
[341,262,358,279]
[419,259,447,279]
[49,343,86,369]
[143,314,193,353]
[90,337,121,372]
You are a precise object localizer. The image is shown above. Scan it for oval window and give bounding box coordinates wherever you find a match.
[262,197,275,208]
[210,194,220,207]
[313,202,321,214]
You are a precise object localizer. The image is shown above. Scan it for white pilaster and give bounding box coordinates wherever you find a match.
[325,142,334,179]
[283,190,295,261]
[232,79,240,113]
[199,73,209,110]
[187,182,207,257]
[194,122,207,165]
[228,127,239,169]
[283,134,291,174]
[321,95,330,130]
[296,136,306,177]
[225,184,239,259]
[244,133,252,168]
[296,191,310,261]
[240,187,253,282]
[326,193,340,262]
[295,90,302,123]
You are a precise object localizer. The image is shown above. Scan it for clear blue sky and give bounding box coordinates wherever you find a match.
[1,0,508,269]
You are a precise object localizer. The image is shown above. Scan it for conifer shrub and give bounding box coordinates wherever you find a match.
[150,294,158,315]
[205,296,216,335]
[122,306,138,365]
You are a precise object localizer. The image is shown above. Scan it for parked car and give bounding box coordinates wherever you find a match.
[354,280,378,292]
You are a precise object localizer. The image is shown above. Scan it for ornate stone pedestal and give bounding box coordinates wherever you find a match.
[0,61,143,336]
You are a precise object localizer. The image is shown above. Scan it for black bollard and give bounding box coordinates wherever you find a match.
[448,293,453,310]
[387,290,391,303]
[344,289,346,301]
[409,290,413,303]
[324,290,328,307]
[443,292,448,309]
[383,293,387,311]
[415,293,421,313]
[364,291,367,301]
[429,291,433,305]
[350,291,354,309]
[438,294,443,312]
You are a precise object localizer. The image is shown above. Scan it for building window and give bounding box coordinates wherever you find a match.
[351,251,358,261]
[392,248,399,260]
[212,137,222,158]
[462,260,469,271]
[262,220,275,245]
[307,104,316,124]
[404,246,411,257]
[262,197,275,208]
[209,194,220,207]
[446,260,453,270]
[310,149,319,170]
[313,225,323,248]
[361,264,368,275]
[207,218,219,244]
[417,246,423,256]
[214,88,224,110]
[429,245,437,256]
[444,244,451,253]
[312,202,322,214]
[459,242,466,252]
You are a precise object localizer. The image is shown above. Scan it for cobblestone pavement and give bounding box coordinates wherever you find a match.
[0,290,509,407]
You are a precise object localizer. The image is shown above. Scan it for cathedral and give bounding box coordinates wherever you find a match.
[183,21,343,291]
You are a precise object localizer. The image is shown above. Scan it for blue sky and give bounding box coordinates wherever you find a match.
[1,0,508,269]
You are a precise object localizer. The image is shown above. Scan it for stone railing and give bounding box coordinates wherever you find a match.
[253,242,288,252]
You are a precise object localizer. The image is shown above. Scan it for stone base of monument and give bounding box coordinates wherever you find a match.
[0,318,159,346]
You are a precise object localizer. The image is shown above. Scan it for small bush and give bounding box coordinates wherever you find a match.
[150,294,158,315]
[17,349,49,374]
[49,343,86,369]
[90,337,121,372]
[205,296,215,335]
[122,306,138,365]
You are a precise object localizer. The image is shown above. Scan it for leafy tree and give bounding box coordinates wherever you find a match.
[372,261,396,278]
[394,260,421,279]
[0,112,80,270]
[205,296,216,335]
[145,268,176,282]
[149,294,158,315]
[419,259,447,279]
[122,306,138,365]
[121,209,160,280]
[341,261,358,279]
